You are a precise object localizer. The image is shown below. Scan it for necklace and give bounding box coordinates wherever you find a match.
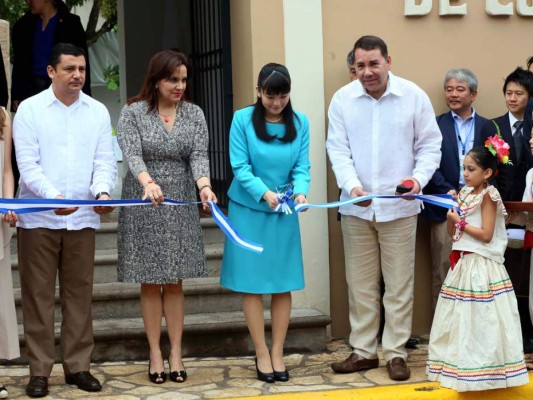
[265,115,283,123]
[158,111,173,123]
[158,105,178,123]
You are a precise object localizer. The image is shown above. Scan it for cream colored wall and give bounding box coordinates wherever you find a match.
[283,0,330,316]
[230,0,285,110]
[0,20,10,109]
[323,0,533,336]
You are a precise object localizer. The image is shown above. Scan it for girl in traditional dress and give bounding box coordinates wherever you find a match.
[427,137,530,391]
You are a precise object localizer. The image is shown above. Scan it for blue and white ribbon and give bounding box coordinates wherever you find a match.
[274,187,295,215]
[0,198,264,254]
[294,193,458,213]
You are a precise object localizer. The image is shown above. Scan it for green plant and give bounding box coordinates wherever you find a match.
[103,64,119,91]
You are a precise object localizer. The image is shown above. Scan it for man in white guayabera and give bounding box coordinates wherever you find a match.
[326,35,441,382]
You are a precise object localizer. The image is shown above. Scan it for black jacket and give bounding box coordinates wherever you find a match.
[487,113,533,201]
[11,10,91,110]
[422,111,490,222]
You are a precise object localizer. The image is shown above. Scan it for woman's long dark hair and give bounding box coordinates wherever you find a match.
[252,63,298,143]
[128,50,190,113]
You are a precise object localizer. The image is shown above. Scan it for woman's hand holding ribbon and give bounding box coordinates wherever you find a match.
[200,186,217,211]
[142,181,164,206]
[263,190,279,209]
[294,194,308,212]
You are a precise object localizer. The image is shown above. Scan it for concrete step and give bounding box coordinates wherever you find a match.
[11,241,224,287]
[9,219,224,253]
[13,277,264,323]
[12,307,331,363]
[9,223,120,253]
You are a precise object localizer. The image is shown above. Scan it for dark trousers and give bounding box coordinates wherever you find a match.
[18,227,96,376]
[503,246,533,343]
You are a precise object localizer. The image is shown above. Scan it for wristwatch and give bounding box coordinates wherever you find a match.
[95,192,110,200]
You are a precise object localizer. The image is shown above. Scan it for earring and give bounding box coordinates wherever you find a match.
[156,85,159,89]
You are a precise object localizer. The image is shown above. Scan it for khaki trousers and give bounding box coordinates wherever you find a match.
[429,220,453,310]
[341,215,417,361]
[18,228,95,376]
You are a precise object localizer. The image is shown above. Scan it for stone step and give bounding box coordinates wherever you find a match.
[10,242,224,287]
[12,307,331,363]
[13,277,263,323]
[9,219,225,254]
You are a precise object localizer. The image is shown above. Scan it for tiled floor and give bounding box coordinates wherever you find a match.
[1,339,433,399]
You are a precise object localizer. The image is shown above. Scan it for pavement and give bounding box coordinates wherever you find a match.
[1,339,532,399]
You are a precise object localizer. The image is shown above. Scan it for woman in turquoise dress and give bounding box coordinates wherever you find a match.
[221,63,311,383]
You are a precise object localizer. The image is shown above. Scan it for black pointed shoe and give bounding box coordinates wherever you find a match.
[26,376,49,398]
[65,371,102,392]
[255,357,275,383]
[274,369,289,382]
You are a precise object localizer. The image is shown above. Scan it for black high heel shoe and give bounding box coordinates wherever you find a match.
[169,359,187,383]
[148,360,167,384]
[274,369,289,382]
[255,357,275,383]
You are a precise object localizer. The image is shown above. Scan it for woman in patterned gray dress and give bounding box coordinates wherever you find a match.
[116,50,216,384]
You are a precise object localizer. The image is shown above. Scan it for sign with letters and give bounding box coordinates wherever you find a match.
[404,0,533,16]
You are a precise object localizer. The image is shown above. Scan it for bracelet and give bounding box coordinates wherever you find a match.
[455,219,467,232]
[452,219,467,242]
[95,191,110,200]
[198,183,212,192]
[144,179,157,187]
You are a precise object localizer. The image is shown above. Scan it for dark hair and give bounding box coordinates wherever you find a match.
[252,63,298,143]
[52,0,69,14]
[503,67,533,97]
[527,56,533,71]
[48,43,86,69]
[467,146,498,179]
[128,50,190,113]
[347,50,355,67]
[353,35,388,58]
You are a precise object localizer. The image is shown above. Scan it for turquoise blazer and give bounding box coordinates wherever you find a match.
[227,106,311,213]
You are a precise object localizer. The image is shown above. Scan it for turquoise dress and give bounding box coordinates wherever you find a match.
[220,106,311,294]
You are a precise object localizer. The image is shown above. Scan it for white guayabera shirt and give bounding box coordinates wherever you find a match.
[13,86,117,230]
[326,72,442,223]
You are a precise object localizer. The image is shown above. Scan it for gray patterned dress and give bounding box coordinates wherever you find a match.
[116,101,209,283]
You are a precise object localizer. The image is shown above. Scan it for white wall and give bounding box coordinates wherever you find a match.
[283,0,330,316]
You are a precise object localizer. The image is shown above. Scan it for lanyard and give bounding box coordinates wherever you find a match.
[455,117,475,156]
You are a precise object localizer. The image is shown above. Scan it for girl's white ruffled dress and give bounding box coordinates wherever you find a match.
[427,185,529,392]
